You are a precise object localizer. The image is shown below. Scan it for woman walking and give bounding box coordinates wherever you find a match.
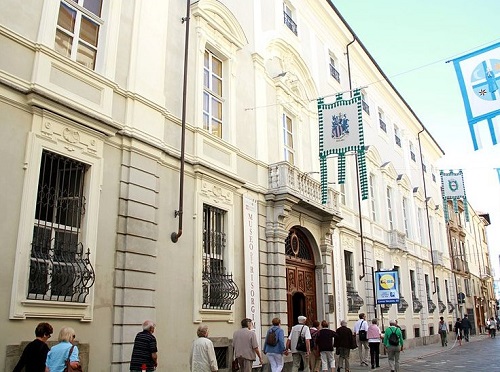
[367,319,382,369]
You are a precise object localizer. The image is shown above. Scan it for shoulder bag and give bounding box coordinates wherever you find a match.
[64,345,82,372]
[296,325,307,352]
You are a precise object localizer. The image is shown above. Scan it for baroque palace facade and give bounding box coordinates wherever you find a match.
[0,0,495,370]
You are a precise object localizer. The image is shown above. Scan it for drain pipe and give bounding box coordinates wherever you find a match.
[417,129,437,294]
[171,0,191,243]
[346,38,355,97]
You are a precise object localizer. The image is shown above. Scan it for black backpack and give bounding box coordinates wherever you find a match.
[388,328,399,346]
[266,328,278,346]
[358,321,367,341]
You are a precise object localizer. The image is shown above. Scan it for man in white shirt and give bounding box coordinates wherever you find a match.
[353,313,369,366]
[286,315,312,372]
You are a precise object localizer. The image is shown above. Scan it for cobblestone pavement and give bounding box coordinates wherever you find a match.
[347,334,499,372]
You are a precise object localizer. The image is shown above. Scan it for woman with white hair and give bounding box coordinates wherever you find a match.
[190,324,218,372]
[45,326,80,372]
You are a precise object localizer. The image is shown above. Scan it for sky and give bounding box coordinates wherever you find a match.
[332,1,500,277]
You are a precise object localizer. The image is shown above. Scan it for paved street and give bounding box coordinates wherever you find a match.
[348,335,500,372]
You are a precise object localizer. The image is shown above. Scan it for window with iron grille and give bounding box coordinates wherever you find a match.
[203,50,223,138]
[410,270,416,298]
[369,174,377,221]
[394,125,401,147]
[283,3,297,35]
[329,56,340,83]
[29,150,95,302]
[409,142,416,162]
[424,274,431,300]
[55,0,103,70]
[283,113,295,165]
[202,204,238,310]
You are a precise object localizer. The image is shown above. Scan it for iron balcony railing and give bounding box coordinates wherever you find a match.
[283,12,297,35]
[410,151,416,162]
[379,119,387,132]
[202,265,239,310]
[29,239,95,302]
[329,64,340,83]
[395,135,401,147]
[362,100,370,114]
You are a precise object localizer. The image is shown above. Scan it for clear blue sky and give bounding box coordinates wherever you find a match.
[333,1,500,276]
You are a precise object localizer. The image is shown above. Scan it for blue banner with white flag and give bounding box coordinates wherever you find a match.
[451,42,500,150]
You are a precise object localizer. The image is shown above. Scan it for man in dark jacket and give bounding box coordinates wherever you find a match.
[316,320,337,372]
[334,320,354,372]
[461,314,471,342]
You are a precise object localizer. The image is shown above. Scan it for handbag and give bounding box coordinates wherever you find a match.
[296,325,307,352]
[231,358,240,371]
[64,345,82,372]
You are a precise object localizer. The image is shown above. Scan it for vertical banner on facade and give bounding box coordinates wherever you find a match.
[440,169,469,222]
[450,42,500,150]
[318,90,367,203]
[374,270,400,304]
[243,195,261,366]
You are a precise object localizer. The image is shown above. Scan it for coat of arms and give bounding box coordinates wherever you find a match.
[331,112,349,139]
[448,179,459,192]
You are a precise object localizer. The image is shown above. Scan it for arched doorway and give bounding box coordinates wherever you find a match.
[285,228,317,330]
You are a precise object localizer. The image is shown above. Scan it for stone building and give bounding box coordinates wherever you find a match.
[0,0,495,370]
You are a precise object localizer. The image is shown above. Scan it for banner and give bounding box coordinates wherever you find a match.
[374,270,400,305]
[318,90,367,203]
[450,42,500,150]
[440,170,469,222]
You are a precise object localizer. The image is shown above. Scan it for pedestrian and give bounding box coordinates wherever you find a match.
[461,314,471,342]
[309,320,321,372]
[13,322,53,372]
[454,318,462,346]
[367,318,382,369]
[438,317,448,347]
[334,320,355,372]
[315,320,337,372]
[488,317,497,338]
[263,317,287,372]
[233,318,263,372]
[353,313,369,367]
[383,320,403,372]
[45,327,81,372]
[286,315,312,372]
[130,320,158,372]
[190,324,218,372]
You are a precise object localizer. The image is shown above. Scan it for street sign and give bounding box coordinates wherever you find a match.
[458,292,466,303]
[374,270,400,304]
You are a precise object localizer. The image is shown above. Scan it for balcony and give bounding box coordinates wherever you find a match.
[283,12,297,35]
[329,64,340,83]
[432,250,444,266]
[347,286,364,313]
[438,300,447,314]
[380,304,391,313]
[427,299,437,313]
[388,230,406,251]
[412,297,423,313]
[447,301,455,314]
[268,162,340,217]
[397,296,409,313]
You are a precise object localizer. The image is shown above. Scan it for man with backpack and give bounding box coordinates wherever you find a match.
[353,313,369,366]
[383,320,403,372]
[263,318,287,372]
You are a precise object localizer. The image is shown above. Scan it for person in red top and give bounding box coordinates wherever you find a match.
[367,319,382,369]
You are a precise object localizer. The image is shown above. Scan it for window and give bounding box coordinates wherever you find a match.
[344,251,354,289]
[376,260,383,271]
[417,208,425,244]
[394,266,402,295]
[444,279,450,303]
[464,278,471,297]
[329,55,340,83]
[394,125,402,147]
[410,270,416,298]
[436,277,441,301]
[361,92,370,114]
[283,114,295,164]
[339,183,346,205]
[424,274,431,300]
[402,197,410,237]
[386,186,393,230]
[55,0,103,70]
[203,50,223,137]
[422,156,427,173]
[369,174,377,221]
[409,142,416,162]
[29,150,95,302]
[202,204,233,309]
[283,3,297,35]
[378,111,387,132]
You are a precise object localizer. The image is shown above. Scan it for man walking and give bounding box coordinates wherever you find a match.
[334,320,355,372]
[287,315,312,372]
[353,313,369,366]
[233,318,263,372]
[461,314,471,342]
[383,320,403,372]
[438,317,448,346]
[130,320,158,372]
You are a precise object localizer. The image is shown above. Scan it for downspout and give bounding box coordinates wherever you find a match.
[171,0,191,243]
[417,129,437,294]
[345,37,366,281]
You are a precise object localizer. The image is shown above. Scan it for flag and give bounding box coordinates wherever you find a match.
[450,42,500,150]
[318,90,367,203]
[440,170,469,222]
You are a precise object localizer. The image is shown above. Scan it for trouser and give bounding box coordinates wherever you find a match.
[292,352,310,372]
[309,350,321,372]
[356,336,369,364]
[368,342,380,367]
[463,328,470,341]
[237,357,254,372]
[386,345,401,372]
[267,352,284,372]
[337,347,350,371]
[320,351,335,371]
[440,331,447,346]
